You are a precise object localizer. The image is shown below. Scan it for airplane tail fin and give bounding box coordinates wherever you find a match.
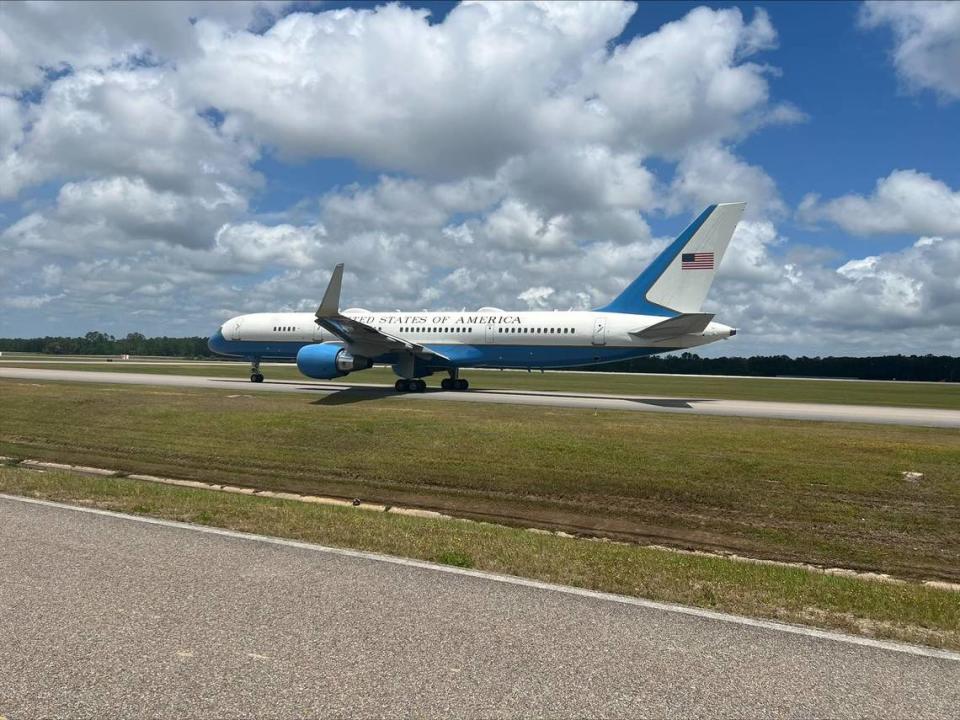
[597,202,745,316]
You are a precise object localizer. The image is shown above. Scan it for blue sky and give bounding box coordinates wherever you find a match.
[1,1,959,355]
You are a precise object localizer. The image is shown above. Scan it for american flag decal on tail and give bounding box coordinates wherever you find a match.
[681,252,714,270]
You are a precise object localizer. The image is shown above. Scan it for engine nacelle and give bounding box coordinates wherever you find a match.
[296,343,372,379]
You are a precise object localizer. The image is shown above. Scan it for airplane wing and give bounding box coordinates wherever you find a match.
[314,264,448,361]
[630,312,714,341]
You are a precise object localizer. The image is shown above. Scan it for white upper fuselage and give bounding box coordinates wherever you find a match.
[220,309,734,351]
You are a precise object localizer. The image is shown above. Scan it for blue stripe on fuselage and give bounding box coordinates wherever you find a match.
[207,331,675,370]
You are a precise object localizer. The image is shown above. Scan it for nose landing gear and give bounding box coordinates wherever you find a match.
[249,359,264,383]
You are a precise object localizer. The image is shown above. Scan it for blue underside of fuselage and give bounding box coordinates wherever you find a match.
[207,331,676,371]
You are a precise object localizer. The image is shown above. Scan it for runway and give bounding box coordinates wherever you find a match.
[1,495,956,718]
[2,365,959,427]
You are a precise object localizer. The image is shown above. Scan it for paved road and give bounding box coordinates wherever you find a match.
[3,365,959,427]
[1,495,957,718]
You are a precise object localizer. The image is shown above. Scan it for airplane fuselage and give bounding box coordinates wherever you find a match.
[208,308,735,370]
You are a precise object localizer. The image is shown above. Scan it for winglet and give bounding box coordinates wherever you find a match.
[316,263,344,318]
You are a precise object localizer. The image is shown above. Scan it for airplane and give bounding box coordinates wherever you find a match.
[208,202,744,391]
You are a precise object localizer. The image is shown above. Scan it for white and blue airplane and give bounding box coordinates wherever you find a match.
[208,202,744,391]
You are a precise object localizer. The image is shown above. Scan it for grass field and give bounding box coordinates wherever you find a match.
[3,465,958,650]
[3,358,960,409]
[2,379,958,583]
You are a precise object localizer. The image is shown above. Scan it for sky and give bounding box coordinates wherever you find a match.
[1,0,959,356]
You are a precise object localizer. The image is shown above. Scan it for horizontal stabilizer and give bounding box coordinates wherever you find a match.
[631,312,714,340]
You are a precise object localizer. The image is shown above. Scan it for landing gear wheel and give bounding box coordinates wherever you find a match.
[455,378,468,391]
[395,379,409,392]
[250,373,264,383]
[412,379,427,392]
[440,378,453,390]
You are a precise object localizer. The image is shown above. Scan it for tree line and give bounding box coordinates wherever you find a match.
[592,352,960,382]
[1,332,958,381]
[0,332,210,358]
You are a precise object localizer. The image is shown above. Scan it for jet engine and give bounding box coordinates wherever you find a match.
[296,343,373,379]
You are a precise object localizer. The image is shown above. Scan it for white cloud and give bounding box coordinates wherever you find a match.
[0,97,25,157]
[706,224,960,355]
[502,146,658,217]
[798,170,960,237]
[213,221,323,269]
[0,68,258,200]
[517,286,556,309]
[2,293,64,309]
[860,1,960,100]
[184,3,793,176]
[2,175,245,254]
[583,6,795,156]
[669,144,783,219]
[0,1,284,94]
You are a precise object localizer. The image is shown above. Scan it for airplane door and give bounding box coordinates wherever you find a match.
[485,324,496,343]
[232,317,244,341]
[592,316,607,346]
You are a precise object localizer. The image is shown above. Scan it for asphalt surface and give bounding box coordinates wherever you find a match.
[2,495,958,719]
[2,365,959,427]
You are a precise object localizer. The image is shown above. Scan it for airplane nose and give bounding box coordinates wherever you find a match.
[208,328,226,354]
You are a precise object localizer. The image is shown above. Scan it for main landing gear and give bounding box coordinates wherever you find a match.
[395,378,426,393]
[394,370,469,393]
[440,369,468,391]
[440,378,469,391]
[249,359,264,383]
